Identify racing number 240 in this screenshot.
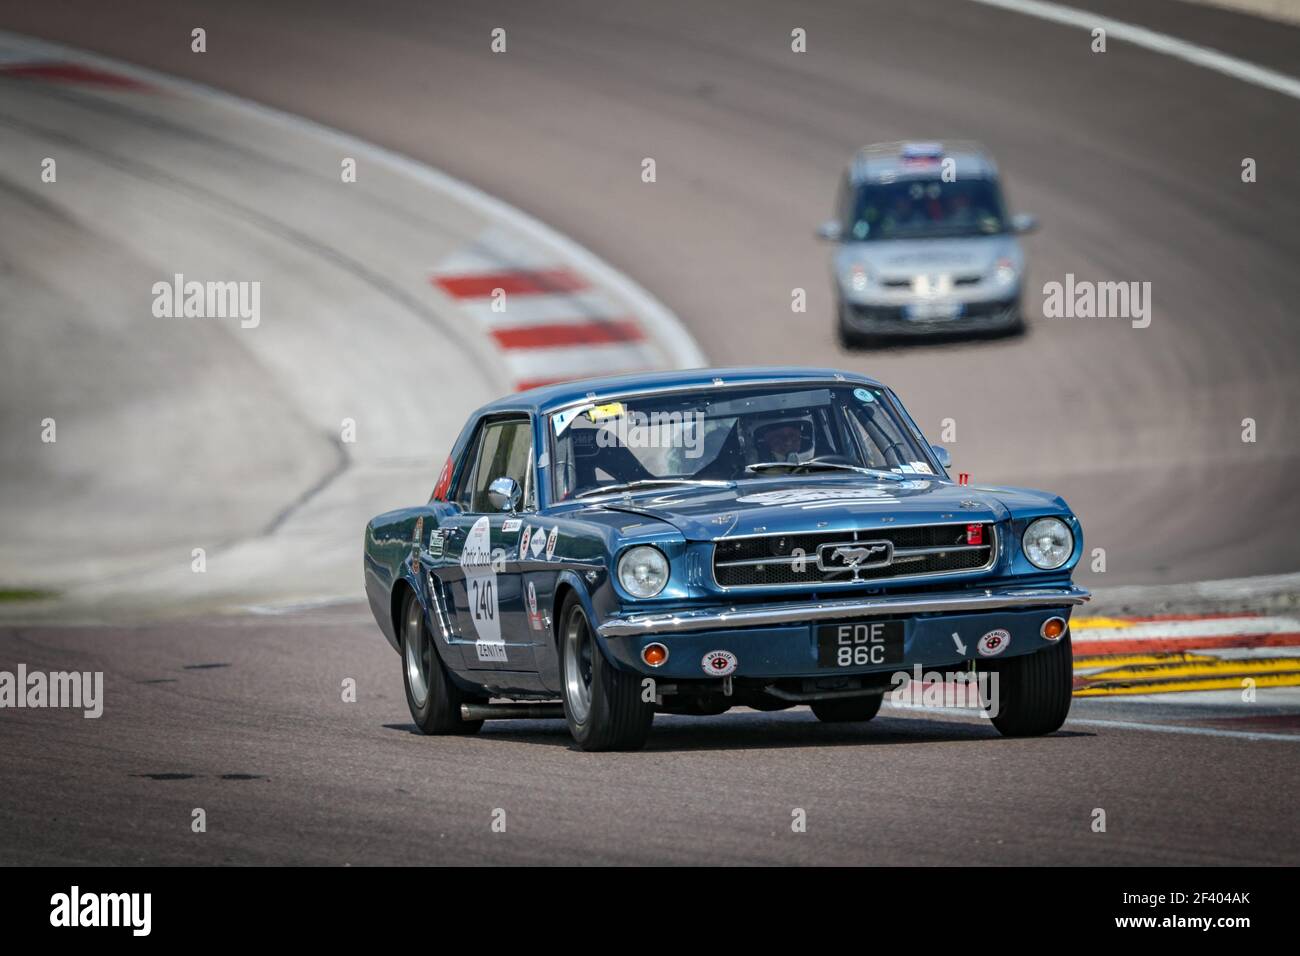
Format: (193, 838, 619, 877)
(472, 579, 495, 621)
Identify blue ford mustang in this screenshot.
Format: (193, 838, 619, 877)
(363, 367, 1089, 750)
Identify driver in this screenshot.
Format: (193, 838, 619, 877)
(752, 418, 812, 464)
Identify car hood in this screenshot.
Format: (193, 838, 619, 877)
(836, 235, 1019, 280)
(591, 476, 1066, 541)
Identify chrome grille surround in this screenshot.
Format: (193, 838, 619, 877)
(711, 521, 998, 589)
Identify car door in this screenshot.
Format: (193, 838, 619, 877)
(438, 416, 536, 673)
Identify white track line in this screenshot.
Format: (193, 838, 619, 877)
(966, 0, 1300, 101)
(502, 342, 653, 381)
(888, 705, 1300, 741)
(0, 29, 707, 372)
(1065, 716, 1300, 743)
(457, 293, 628, 328)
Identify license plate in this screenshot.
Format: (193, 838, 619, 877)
(817, 620, 905, 668)
(905, 301, 961, 321)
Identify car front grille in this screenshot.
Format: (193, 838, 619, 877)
(712, 523, 996, 589)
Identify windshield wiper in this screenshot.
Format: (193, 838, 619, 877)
(745, 460, 906, 480)
(573, 478, 731, 500)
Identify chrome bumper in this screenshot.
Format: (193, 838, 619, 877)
(597, 585, 1090, 638)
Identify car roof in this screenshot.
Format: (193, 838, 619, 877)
(475, 366, 888, 416)
(849, 140, 998, 184)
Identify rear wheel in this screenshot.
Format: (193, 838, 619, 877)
(401, 590, 482, 735)
(980, 635, 1073, 736)
(559, 593, 653, 751)
(811, 693, 883, 723)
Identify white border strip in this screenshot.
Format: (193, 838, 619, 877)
(1065, 716, 1300, 743)
(966, 0, 1300, 101)
(887, 705, 1300, 741)
(0, 29, 707, 370)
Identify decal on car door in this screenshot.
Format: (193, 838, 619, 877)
(462, 516, 505, 662)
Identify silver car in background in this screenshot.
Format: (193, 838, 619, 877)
(818, 142, 1037, 347)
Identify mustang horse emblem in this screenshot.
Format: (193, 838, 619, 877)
(819, 541, 893, 580)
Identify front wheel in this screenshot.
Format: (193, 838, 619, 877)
(811, 693, 883, 723)
(980, 635, 1073, 737)
(558, 593, 653, 751)
(401, 590, 482, 735)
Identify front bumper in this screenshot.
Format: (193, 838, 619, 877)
(596, 585, 1088, 681)
(842, 296, 1021, 334)
(597, 584, 1089, 638)
(599, 600, 1085, 681)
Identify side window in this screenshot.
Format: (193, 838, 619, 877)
(458, 418, 533, 513)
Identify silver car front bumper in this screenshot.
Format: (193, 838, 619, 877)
(597, 585, 1091, 638)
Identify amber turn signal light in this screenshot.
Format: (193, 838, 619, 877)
(1041, 617, 1067, 641)
(642, 643, 669, 667)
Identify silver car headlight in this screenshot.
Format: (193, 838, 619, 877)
(618, 546, 669, 598)
(1022, 517, 1073, 570)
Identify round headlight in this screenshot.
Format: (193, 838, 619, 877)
(1022, 517, 1074, 570)
(618, 546, 669, 598)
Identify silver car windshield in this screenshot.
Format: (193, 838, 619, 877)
(847, 177, 1007, 241)
(549, 384, 936, 501)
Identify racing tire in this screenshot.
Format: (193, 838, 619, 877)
(980, 634, 1073, 737)
(401, 589, 483, 735)
(810, 693, 883, 723)
(558, 592, 653, 751)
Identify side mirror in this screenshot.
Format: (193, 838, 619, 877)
(487, 476, 521, 513)
(1011, 213, 1038, 235)
(816, 220, 842, 241)
(930, 444, 952, 469)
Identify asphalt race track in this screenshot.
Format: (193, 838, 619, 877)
(3, 603, 1297, 866)
(1, 0, 1298, 865)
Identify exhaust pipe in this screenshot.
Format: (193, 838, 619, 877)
(461, 702, 565, 721)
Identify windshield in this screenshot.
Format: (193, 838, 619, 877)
(846, 177, 1007, 241)
(549, 384, 938, 500)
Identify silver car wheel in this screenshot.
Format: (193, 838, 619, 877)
(403, 598, 431, 710)
(563, 608, 594, 724)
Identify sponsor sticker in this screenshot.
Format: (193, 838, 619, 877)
(977, 628, 1011, 657)
(545, 526, 559, 560)
(413, 516, 424, 544)
(530, 527, 545, 558)
(502, 518, 521, 533)
(519, 525, 532, 559)
(701, 649, 738, 677)
(427, 528, 445, 558)
(552, 407, 586, 435)
(853, 387, 874, 403)
(526, 581, 542, 631)
(462, 516, 505, 662)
